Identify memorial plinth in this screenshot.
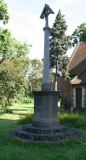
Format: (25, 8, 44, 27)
(32, 91, 59, 128)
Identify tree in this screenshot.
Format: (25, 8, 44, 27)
(49, 10, 72, 90)
(0, 59, 27, 111)
(28, 59, 43, 91)
(72, 23, 86, 44)
(0, 28, 13, 60)
(0, 1, 32, 110)
(11, 38, 31, 59)
(27, 59, 54, 91)
(0, 56, 31, 112)
(0, 31, 31, 110)
(0, 28, 31, 111)
(0, 28, 31, 61)
(60, 55, 70, 80)
(0, 0, 9, 24)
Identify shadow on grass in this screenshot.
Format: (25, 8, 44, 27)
(19, 106, 34, 108)
(0, 118, 19, 122)
(0, 110, 26, 116)
(0, 106, 34, 116)
(12, 107, 33, 111)
(14, 112, 27, 115)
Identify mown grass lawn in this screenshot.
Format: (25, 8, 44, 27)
(0, 103, 86, 160)
(0, 103, 34, 120)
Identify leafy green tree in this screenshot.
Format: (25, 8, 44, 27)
(27, 59, 54, 91)
(0, 28, 13, 60)
(11, 38, 31, 59)
(0, 28, 31, 61)
(0, 0, 9, 24)
(28, 59, 43, 91)
(0, 56, 31, 111)
(49, 10, 72, 90)
(0, 0, 32, 110)
(0, 59, 26, 111)
(60, 55, 70, 80)
(72, 23, 86, 44)
(0, 29, 31, 110)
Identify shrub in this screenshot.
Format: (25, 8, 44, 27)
(25, 113, 34, 119)
(58, 113, 86, 129)
(21, 97, 33, 104)
(58, 114, 81, 122)
(18, 113, 34, 125)
(12, 94, 34, 104)
(18, 112, 86, 130)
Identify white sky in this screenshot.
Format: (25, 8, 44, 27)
(2, 0, 86, 59)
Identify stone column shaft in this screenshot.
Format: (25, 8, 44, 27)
(43, 27, 50, 84)
(41, 15, 51, 91)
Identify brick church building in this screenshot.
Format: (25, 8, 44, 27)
(61, 42, 86, 110)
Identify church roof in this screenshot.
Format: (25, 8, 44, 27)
(70, 69, 86, 84)
(68, 42, 86, 76)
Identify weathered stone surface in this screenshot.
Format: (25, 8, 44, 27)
(40, 4, 54, 19)
(32, 91, 59, 128)
(42, 26, 50, 90)
(40, 5, 54, 91)
(41, 83, 51, 91)
(9, 124, 84, 143)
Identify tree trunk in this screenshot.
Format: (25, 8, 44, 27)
(4, 96, 10, 113)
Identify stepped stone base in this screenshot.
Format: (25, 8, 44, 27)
(9, 124, 84, 143)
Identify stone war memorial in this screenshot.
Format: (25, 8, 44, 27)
(9, 4, 84, 142)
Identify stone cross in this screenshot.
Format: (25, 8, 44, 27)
(40, 4, 54, 91)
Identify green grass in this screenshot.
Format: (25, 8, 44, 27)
(0, 103, 34, 120)
(0, 103, 86, 160)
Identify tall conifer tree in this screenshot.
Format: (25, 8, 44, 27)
(49, 10, 72, 90)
